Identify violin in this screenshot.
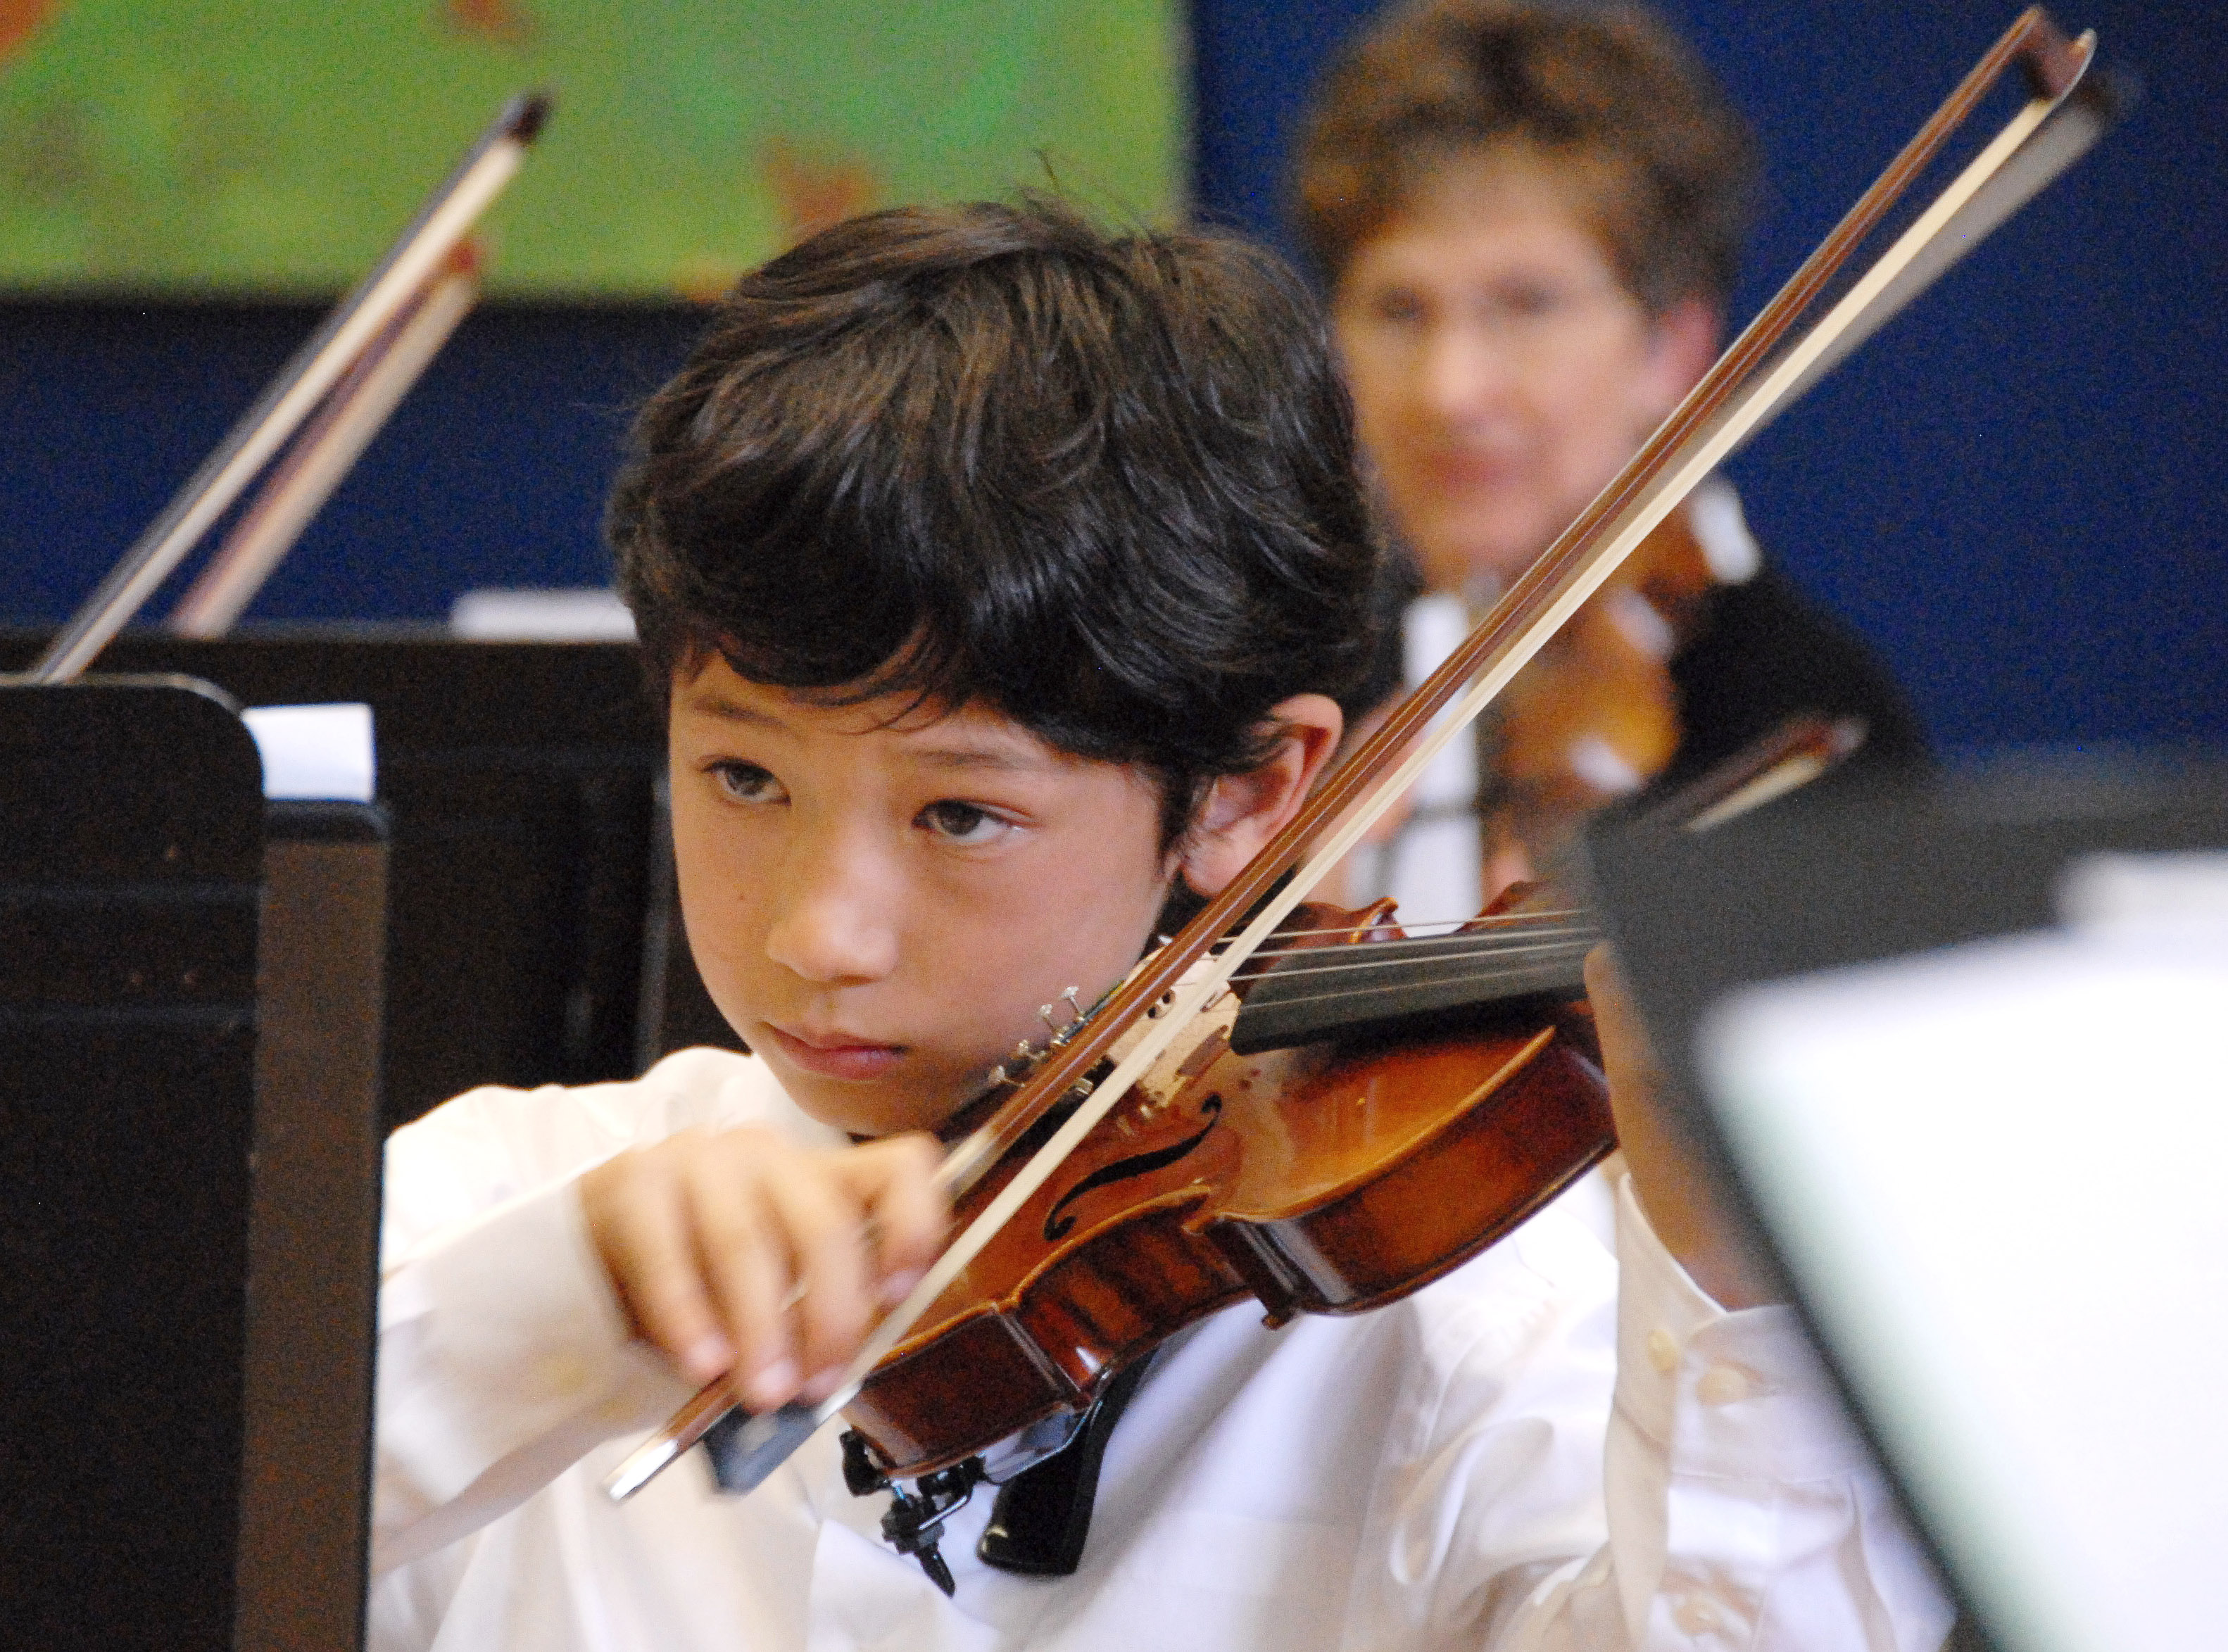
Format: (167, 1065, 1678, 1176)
(841, 899, 1613, 1482)
(1361, 480, 1739, 913)
(1486, 496, 1719, 861)
(607, 6, 2110, 1507)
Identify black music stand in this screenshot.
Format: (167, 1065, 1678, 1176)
(1, 679, 264, 1651)
(1585, 758, 2228, 1103)
(241, 796, 389, 1652)
(0, 630, 744, 1130)
(1, 676, 390, 1652)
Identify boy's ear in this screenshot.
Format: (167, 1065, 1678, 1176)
(1173, 694, 1346, 898)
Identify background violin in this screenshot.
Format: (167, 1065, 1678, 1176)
(1347, 484, 1742, 919)
(1477, 488, 1724, 895)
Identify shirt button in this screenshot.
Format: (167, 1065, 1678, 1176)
(1696, 1363, 1751, 1406)
(1646, 1328, 1680, 1373)
(1673, 1592, 1724, 1634)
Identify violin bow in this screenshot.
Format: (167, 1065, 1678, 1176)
(164, 241, 486, 637)
(608, 6, 2115, 1502)
(22, 94, 550, 684)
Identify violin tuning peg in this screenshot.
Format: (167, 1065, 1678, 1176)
(988, 1064, 1009, 1087)
(1040, 985, 1087, 1038)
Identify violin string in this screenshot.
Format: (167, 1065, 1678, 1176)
(1225, 947, 1598, 1016)
(1242, 932, 1596, 975)
(1209, 910, 1594, 971)
(1220, 938, 1599, 992)
(1228, 907, 1591, 950)
(1218, 926, 1602, 985)
(1222, 918, 1597, 962)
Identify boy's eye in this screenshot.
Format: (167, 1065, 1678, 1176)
(918, 800, 1012, 847)
(710, 761, 784, 805)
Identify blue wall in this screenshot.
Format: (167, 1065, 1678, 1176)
(4, 1, 2222, 755)
(0, 303, 699, 626)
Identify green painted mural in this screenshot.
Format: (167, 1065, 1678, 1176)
(0, 1, 1181, 297)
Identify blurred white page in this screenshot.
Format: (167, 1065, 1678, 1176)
(241, 702, 375, 802)
(449, 587, 636, 641)
(1701, 862, 2228, 1652)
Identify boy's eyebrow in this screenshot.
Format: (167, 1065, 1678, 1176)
(909, 743, 1056, 774)
(684, 688, 1058, 774)
(684, 690, 782, 727)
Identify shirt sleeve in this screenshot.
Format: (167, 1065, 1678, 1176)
(370, 1171, 693, 1576)
(367, 1051, 810, 1577)
(1492, 1173, 1953, 1651)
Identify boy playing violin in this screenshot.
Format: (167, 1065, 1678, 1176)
(370, 198, 1945, 1651)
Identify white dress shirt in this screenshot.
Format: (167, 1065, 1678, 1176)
(370, 1046, 1949, 1652)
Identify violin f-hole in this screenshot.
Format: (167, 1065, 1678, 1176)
(1042, 1095, 1224, 1242)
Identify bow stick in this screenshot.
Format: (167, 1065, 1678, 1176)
(608, 7, 2115, 1502)
(165, 241, 486, 637)
(23, 94, 549, 683)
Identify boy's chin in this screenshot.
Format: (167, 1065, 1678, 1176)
(772, 1058, 976, 1142)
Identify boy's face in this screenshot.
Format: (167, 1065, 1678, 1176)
(1333, 152, 1715, 594)
(667, 656, 1181, 1139)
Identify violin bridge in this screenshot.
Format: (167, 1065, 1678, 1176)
(1106, 988, 1240, 1126)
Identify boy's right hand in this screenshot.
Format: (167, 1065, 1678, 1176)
(579, 1128, 948, 1412)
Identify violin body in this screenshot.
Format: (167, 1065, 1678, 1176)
(844, 923, 1614, 1480)
(1482, 498, 1719, 883)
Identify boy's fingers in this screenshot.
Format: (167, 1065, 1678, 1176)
(686, 1159, 798, 1411)
(584, 1152, 734, 1385)
(1583, 943, 1661, 1090)
(757, 1165, 874, 1396)
(847, 1133, 949, 1288)
(581, 1128, 950, 1411)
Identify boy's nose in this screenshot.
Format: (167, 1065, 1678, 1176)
(763, 831, 901, 985)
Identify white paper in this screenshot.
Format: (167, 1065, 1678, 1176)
(242, 702, 376, 802)
(449, 586, 636, 641)
(1701, 910, 2228, 1652)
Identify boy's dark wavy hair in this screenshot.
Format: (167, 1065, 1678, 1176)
(609, 197, 1390, 847)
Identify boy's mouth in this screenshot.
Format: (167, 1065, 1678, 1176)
(763, 1023, 905, 1082)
